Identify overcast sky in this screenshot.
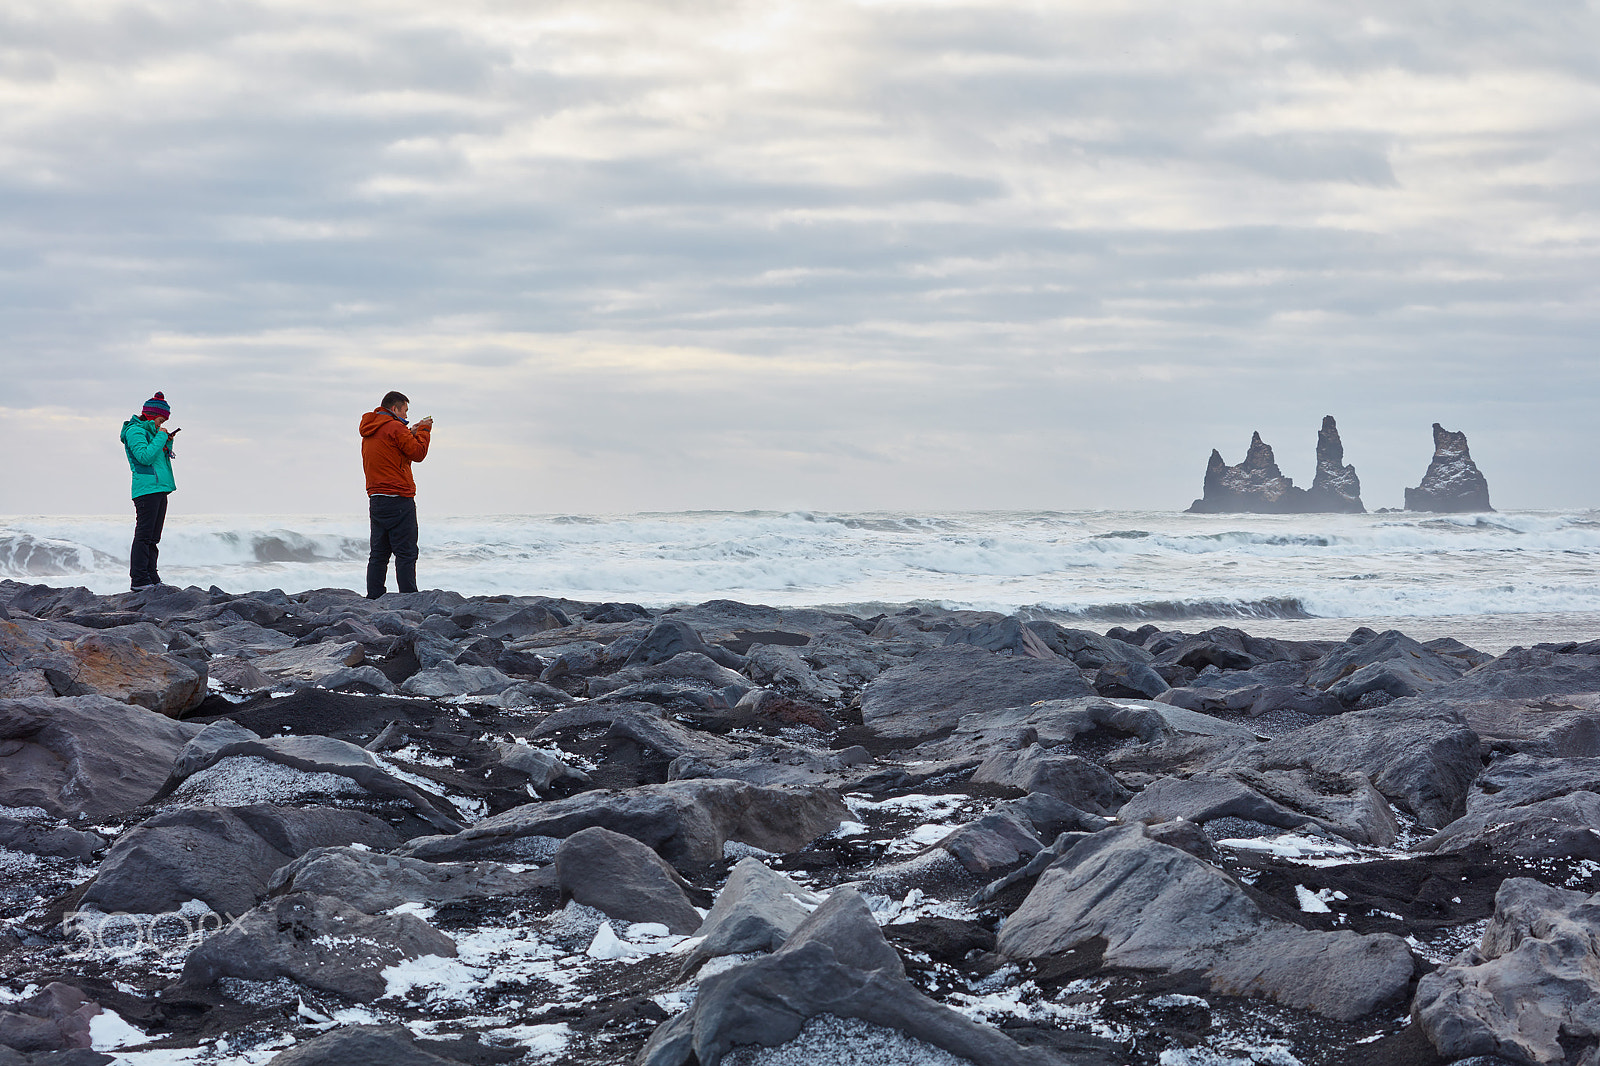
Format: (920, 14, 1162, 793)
(3, 0, 1597, 515)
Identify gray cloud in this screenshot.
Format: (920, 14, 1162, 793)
(1, 0, 1596, 513)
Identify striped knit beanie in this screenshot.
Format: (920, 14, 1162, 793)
(141, 392, 171, 420)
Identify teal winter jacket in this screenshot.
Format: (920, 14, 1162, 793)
(121, 417, 176, 499)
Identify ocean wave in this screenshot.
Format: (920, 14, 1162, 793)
(2, 510, 1598, 619)
(1026, 597, 1313, 622)
(0, 533, 118, 578)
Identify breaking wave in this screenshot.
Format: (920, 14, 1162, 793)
(1, 509, 1597, 624)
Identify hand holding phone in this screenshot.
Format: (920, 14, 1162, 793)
(416, 416, 434, 428)
(166, 427, 182, 437)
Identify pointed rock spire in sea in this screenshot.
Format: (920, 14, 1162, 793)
(1405, 423, 1493, 513)
(1187, 416, 1363, 514)
(1186, 417, 1495, 513)
(1306, 415, 1364, 513)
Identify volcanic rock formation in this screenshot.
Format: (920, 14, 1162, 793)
(1189, 417, 1365, 513)
(1405, 422, 1493, 513)
(1187, 432, 1308, 513)
(1304, 415, 1364, 513)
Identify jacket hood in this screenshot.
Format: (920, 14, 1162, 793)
(360, 409, 400, 438)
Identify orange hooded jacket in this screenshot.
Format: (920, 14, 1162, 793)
(359, 408, 431, 497)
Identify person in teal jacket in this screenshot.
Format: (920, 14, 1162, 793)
(121, 391, 180, 590)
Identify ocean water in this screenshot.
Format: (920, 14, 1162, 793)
(3, 509, 1599, 653)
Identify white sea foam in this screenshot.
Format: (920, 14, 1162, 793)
(3, 510, 1599, 649)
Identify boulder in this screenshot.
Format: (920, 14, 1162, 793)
(0, 983, 101, 1054)
(934, 810, 1044, 874)
(1153, 637, 1256, 672)
(180, 892, 457, 1000)
(1026, 624, 1154, 669)
(0, 695, 201, 818)
(1304, 415, 1365, 512)
(860, 644, 1092, 739)
(1305, 630, 1467, 704)
(589, 652, 754, 704)
(1455, 752, 1600, 813)
(992, 792, 1111, 838)
(742, 644, 841, 703)
(925, 697, 1256, 764)
(205, 656, 273, 692)
(995, 825, 1414, 1021)
(148, 731, 467, 833)
(1162, 682, 1341, 718)
(942, 617, 1059, 660)
(677, 858, 820, 976)
(79, 805, 403, 917)
(1091, 660, 1169, 699)
(197, 622, 295, 658)
(968, 745, 1129, 814)
(0, 814, 105, 861)
(1187, 432, 1309, 514)
(269, 846, 554, 914)
(490, 680, 577, 708)
(625, 619, 744, 671)
(599, 705, 749, 767)
(1405, 422, 1493, 512)
(399, 661, 514, 698)
(1420, 791, 1600, 860)
(1426, 647, 1600, 702)
(1418, 754, 1600, 859)
(250, 642, 365, 684)
(1118, 769, 1399, 846)
(317, 665, 398, 695)
(492, 742, 592, 795)
(262, 1025, 465, 1066)
(1453, 693, 1600, 757)
(398, 780, 850, 867)
(1413, 878, 1599, 1063)
(640, 889, 1059, 1066)
(478, 605, 569, 641)
(1221, 703, 1481, 828)
(554, 827, 703, 935)
(43, 630, 206, 717)
(676, 737, 870, 790)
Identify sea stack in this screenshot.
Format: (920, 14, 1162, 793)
(1304, 415, 1365, 513)
(1405, 423, 1493, 513)
(1187, 432, 1309, 513)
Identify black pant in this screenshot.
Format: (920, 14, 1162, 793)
(130, 492, 170, 589)
(367, 495, 419, 599)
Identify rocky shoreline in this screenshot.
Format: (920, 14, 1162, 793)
(2, 580, 1599, 1065)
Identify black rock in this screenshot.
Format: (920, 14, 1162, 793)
(1414, 878, 1600, 1064)
(397, 779, 850, 867)
(860, 644, 1093, 739)
(624, 619, 744, 671)
(1304, 415, 1365, 513)
(995, 825, 1414, 1021)
(181, 892, 458, 1000)
(269, 845, 554, 913)
(1305, 629, 1468, 704)
(677, 857, 819, 976)
(262, 1025, 466, 1066)
(553, 826, 704, 935)
(79, 804, 402, 917)
(639, 889, 1060, 1066)
(1405, 422, 1493, 512)
(1187, 432, 1309, 514)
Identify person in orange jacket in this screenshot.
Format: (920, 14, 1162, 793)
(358, 391, 432, 599)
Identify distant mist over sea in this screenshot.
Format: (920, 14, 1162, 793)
(3, 509, 1598, 653)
